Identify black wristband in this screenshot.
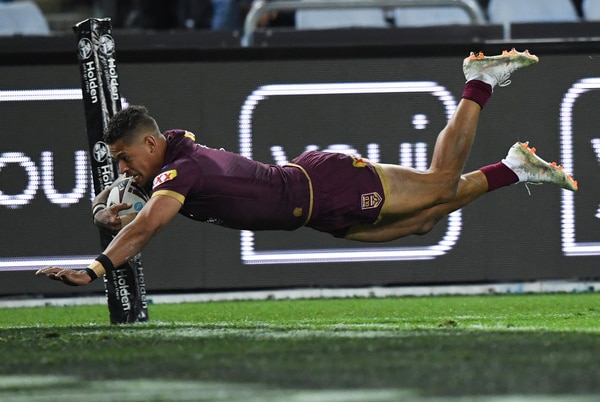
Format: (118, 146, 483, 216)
(92, 203, 106, 218)
(95, 253, 115, 273)
(84, 268, 98, 281)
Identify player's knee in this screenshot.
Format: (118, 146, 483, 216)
(414, 220, 435, 235)
(414, 212, 443, 235)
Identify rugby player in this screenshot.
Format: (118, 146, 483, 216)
(37, 49, 577, 286)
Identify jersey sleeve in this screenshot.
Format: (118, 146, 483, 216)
(151, 160, 197, 205)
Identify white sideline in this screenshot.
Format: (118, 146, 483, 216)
(0, 280, 598, 308)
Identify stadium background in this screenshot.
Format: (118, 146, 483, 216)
(0, 29, 599, 297)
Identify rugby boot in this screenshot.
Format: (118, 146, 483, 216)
(502, 141, 578, 191)
(463, 49, 539, 88)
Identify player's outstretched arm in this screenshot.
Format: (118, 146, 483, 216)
(36, 195, 182, 286)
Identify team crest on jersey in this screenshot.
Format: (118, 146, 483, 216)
(351, 156, 367, 168)
(153, 169, 178, 189)
(361, 192, 382, 210)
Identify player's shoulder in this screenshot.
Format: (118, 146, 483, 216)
(164, 129, 196, 142)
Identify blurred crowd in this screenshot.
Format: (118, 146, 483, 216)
(83, 0, 292, 31)
(0, 0, 595, 34)
(85, 0, 592, 31)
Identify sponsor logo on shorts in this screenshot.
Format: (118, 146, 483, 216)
(204, 217, 225, 226)
(352, 156, 367, 168)
(361, 192, 382, 210)
(153, 169, 178, 189)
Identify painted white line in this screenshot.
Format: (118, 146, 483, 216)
(1, 280, 598, 309)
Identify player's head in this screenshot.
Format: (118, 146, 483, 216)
(104, 105, 160, 145)
(105, 105, 165, 187)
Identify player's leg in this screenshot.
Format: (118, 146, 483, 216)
(376, 98, 482, 217)
(378, 49, 540, 218)
(345, 170, 487, 242)
(346, 141, 578, 242)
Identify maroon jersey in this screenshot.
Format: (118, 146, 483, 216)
(151, 130, 386, 237)
(151, 130, 310, 231)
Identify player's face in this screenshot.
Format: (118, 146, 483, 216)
(109, 135, 161, 187)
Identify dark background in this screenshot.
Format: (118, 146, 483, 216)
(1, 35, 599, 297)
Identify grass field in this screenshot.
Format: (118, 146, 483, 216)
(1, 292, 600, 401)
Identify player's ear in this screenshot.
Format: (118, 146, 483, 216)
(144, 135, 157, 152)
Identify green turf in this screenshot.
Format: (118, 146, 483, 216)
(1, 293, 600, 401)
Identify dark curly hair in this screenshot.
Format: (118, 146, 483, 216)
(104, 105, 159, 145)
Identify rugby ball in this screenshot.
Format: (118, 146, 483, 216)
(107, 178, 150, 224)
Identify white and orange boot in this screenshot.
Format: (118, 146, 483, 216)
(502, 142, 578, 191)
(463, 49, 539, 88)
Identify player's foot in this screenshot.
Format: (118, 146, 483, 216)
(502, 142, 578, 191)
(463, 49, 539, 88)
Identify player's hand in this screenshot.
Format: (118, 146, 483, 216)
(35, 266, 93, 286)
(93, 203, 133, 233)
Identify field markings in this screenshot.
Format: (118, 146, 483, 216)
(64, 318, 600, 341)
(2, 280, 599, 309)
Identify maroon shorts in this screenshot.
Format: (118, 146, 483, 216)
(290, 151, 386, 238)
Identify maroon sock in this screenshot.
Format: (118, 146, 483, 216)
(480, 162, 519, 192)
(462, 80, 493, 109)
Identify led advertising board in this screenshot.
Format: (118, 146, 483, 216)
(1, 50, 599, 296)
